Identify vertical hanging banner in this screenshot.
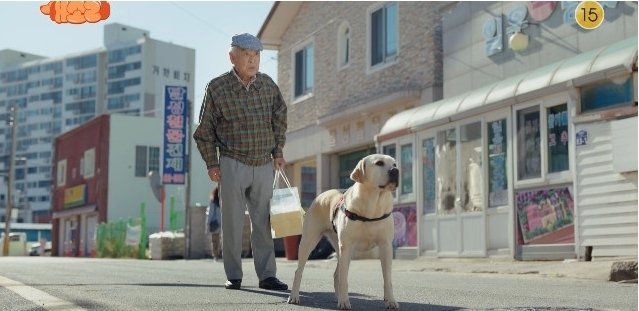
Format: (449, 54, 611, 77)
(163, 86, 188, 184)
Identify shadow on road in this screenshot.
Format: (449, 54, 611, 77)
(238, 289, 456, 310)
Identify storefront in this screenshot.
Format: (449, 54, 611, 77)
(52, 183, 99, 257)
(377, 37, 637, 259)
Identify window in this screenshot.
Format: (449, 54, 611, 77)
(300, 166, 317, 209)
(338, 23, 351, 68)
(460, 122, 482, 212)
(294, 44, 314, 98)
(107, 62, 141, 79)
(547, 104, 569, 173)
(83, 148, 95, 178)
(421, 137, 436, 214)
(382, 144, 396, 159)
(338, 147, 376, 189)
(370, 2, 398, 67)
(107, 45, 141, 63)
(66, 54, 97, 70)
(516, 106, 541, 180)
(135, 146, 160, 177)
(56, 159, 66, 187)
(107, 77, 141, 94)
(487, 119, 508, 207)
(400, 143, 413, 195)
(437, 128, 457, 215)
(516, 102, 570, 182)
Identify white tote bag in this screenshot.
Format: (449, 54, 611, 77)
(270, 169, 304, 238)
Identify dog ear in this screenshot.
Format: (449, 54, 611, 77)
(350, 159, 366, 183)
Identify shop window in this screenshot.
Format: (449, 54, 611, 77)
(487, 119, 508, 207)
(436, 128, 457, 215)
(421, 137, 436, 214)
(547, 104, 569, 173)
(338, 147, 376, 189)
(516, 106, 541, 180)
(400, 143, 413, 195)
(580, 75, 634, 113)
(460, 122, 482, 212)
(382, 144, 396, 159)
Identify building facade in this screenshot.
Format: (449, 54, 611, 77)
(378, 2, 637, 260)
(51, 114, 210, 257)
(258, 3, 443, 258)
(0, 23, 195, 223)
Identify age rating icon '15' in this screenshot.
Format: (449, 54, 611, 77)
(575, 1, 605, 30)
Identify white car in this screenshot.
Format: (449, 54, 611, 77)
(28, 241, 52, 256)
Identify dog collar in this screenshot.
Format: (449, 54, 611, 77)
(332, 196, 392, 233)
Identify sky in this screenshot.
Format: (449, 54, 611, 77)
(0, 1, 278, 120)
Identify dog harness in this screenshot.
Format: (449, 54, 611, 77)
(331, 195, 393, 233)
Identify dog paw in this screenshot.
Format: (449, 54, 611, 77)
(287, 295, 300, 304)
(384, 299, 400, 309)
(337, 300, 351, 310)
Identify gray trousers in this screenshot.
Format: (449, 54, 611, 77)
(219, 156, 276, 281)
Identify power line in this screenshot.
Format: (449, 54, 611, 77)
(169, 2, 229, 38)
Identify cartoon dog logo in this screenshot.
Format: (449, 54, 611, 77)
(40, 1, 110, 24)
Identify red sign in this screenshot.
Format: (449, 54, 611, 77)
(527, 1, 557, 22)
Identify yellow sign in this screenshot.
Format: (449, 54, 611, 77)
(575, 1, 605, 30)
(64, 184, 87, 209)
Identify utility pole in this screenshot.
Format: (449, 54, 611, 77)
(184, 98, 192, 258)
(2, 106, 17, 256)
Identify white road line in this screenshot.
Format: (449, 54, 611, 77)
(0, 275, 85, 311)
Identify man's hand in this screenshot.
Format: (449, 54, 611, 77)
(274, 158, 286, 170)
(208, 167, 221, 182)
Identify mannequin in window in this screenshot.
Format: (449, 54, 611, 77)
(466, 156, 482, 211)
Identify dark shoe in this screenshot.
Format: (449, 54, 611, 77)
(258, 277, 288, 291)
(225, 279, 241, 290)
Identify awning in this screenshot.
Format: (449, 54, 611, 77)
(378, 36, 638, 141)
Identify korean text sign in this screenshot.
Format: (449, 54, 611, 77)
(163, 86, 188, 184)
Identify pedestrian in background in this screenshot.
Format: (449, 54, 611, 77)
(207, 186, 222, 260)
(193, 33, 288, 291)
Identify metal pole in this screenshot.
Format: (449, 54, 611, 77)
(185, 98, 192, 258)
(2, 106, 17, 256)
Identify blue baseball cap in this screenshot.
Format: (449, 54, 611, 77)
(231, 33, 263, 51)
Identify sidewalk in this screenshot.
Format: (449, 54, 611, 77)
(288, 256, 638, 283)
(394, 257, 634, 282)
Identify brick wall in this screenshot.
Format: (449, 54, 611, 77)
(276, 2, 443, 132)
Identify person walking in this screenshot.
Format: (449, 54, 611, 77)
(193, 33, 288, 291)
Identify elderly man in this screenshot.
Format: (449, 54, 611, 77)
(193, 33, 288, 291)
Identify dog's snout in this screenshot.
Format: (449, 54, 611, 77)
(388, 167, 399, 184)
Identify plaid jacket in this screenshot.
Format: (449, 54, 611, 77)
(193, 70, 287, 168)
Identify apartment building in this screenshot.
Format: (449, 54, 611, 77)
(0, 23, 195, 223)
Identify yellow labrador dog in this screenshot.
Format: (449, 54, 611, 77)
(287, 154, 399, 310)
